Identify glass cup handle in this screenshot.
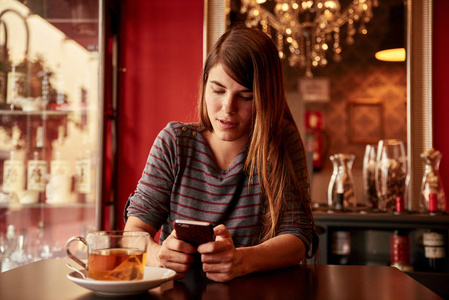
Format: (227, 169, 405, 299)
(66, 236, 88, 270)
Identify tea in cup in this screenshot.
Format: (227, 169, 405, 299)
(66, 231, 149, 281)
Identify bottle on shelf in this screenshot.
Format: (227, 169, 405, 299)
(33, 221, 53, 261)
(390, 230, 413, 272)
(2, 125, 25, 203)
(1, 225, 17, 272)
(8, 231, 32, 269)
(6, 59, 27, 109)
(335, 181, 344, 211)
(331, 231, 351, 265)
(52, 63, 68, 110)
(427, 193, 443, 216)
(75, 135, 93, 203)
(394, 196, 406, 215)
(0, 41, 8, 108)
(422, 230, 447, 273)
(46, 125, 71, 204)
(26, 126, 48, 204)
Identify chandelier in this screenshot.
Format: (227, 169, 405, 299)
(240, 0, 378, 77)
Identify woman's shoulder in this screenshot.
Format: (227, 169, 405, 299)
(159, 122, 208, 148)
(164, 121, 205, 136)
(162, 122, 211, 160)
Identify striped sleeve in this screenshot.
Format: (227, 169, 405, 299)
(126, 122, 178, 229)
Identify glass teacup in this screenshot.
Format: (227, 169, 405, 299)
(66, 231, 149, 281)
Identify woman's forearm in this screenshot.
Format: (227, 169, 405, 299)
(237, 234, 306, 276)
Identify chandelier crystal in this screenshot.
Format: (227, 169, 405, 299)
(240, 0, 378, 77)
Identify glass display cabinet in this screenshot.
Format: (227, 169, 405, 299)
(0, 0, 102, 271)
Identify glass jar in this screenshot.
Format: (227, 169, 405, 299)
(420, 148, 446, 213)
(362, 144, 377, 209)
(332, 154, 356, 210)
(327, 154, 340, 207)
(375, 139, 408, 212)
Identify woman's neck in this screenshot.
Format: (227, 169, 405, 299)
(202, 130, 248, 170)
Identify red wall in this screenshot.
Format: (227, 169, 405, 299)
(433, 0, 449, 196)
(115, 0, 204, 229)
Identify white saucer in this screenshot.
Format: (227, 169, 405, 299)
(67, 266, 176, 296)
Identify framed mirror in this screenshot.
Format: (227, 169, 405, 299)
(204, 0, 432, 211)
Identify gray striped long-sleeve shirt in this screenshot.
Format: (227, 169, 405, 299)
(126, 121, 314, 250)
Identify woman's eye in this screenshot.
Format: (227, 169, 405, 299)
(240, 94, 253, 101)
(212, 89, 225, 95)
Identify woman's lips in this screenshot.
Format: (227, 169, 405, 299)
(218, 119, 238, 129)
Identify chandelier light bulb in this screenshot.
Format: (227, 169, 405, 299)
(324, 1, 338, 10)
(300, 1, 313, 11)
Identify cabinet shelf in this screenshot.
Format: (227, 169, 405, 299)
(313, 211, 449, 271)
(0, 0, 100, 273)
(313, 211, 449, 298)
(0, 201, 95, 210)
(314, 211, 449, 229)
(0, 109, 72, 116)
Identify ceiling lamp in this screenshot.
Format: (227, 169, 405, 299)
(240, 0, 378, 77)
(375, 4, 405, 62)
(375, 48, 406, 62)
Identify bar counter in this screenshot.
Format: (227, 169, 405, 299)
(0, 259, 442, 300)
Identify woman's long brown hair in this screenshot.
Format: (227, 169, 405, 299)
(198, 26, 314, 243)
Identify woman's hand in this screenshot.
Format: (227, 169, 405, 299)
(154, 230, 197, 280)
(126, 216, 306, 282)
(197, 224, 245, 282)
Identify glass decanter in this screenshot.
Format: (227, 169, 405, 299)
(420, 148, 446, 213)
(362, 144, 377, 210)
(332, 154, 356, 210)
(375, 139, 408, 212)
(327, 154, 340, 207)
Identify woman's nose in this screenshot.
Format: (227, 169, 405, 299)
(223, 94, 237, 114)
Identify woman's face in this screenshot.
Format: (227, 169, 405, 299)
(204, 63, 254, 145)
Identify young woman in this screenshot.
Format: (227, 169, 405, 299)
(124, 25, 318, 282)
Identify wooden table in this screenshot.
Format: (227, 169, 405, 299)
(0, 259, 443, 300)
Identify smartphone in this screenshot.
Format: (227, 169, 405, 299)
(174, 220, 215, 247)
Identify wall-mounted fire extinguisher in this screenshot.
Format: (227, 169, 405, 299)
(304, 111, 329, 171)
